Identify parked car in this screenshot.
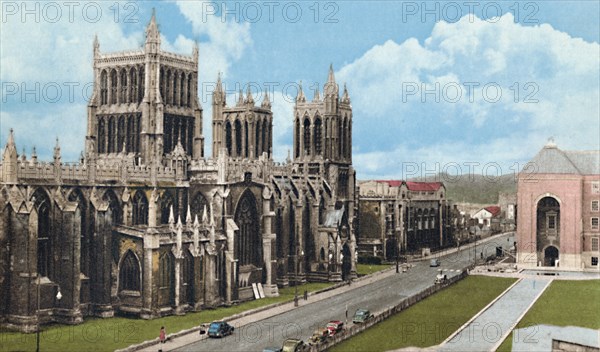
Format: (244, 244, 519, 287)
(352, 309, 374, 324)
(326, 320, 344, 336)
(282, 338, 308, 352)
(308, 329, 329, 345)
(207, 321, 234, 338)
(430, 258, 441, 267)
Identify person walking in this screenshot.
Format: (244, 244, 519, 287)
(159, 326, 166, 351)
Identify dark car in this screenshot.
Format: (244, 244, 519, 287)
(207, 321, 234, 338)
(282, 338, 308, 352)
(352, 309, 373, 324)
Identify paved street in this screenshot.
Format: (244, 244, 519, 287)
(163, 233, 514, 352)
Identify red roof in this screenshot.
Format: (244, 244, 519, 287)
(405, 182, 443, 191)
(484, 206, 501, 217)
(375, 180, 403, 187)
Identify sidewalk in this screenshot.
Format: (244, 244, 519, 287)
(126, 266, 398, 352)
(439, 277, 552, 352)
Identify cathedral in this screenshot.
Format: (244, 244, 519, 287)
(0, 13, 356, 332)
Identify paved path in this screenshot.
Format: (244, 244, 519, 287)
(440, 277, 552, 352)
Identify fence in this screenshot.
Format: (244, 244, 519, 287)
(313, 270, 469, 351)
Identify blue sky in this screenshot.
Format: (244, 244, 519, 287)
(1, 1, 599, 179)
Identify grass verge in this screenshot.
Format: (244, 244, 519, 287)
(331, 276, 516, 352)
(356, 264, 392, 276)
(496, 279, 600, 352)
(0, 282, 333, 352)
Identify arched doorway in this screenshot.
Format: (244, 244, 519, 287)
(544, 246, 559, 267)
(536, 196, 560, 265)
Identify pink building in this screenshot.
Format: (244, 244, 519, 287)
(517, 140, 600, 270)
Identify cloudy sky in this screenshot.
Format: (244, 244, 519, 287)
(1, 1, 598, 179)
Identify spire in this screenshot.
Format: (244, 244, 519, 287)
(186, 204, 192, 225)
(246, 85, 254, 105)
(341, 83, 351, 104)
(93, 34, 100, 56)
(261, 90, 271, 109)
(145, 8, 160, 47)
(31, 146, 37, 163)
(168, 205, 175, 225)
(313, 86, 321, 102)
(192, 41, 199, 62)
(213, 72, 226, 106)
(202, 204, 209, 224)
(328, 63, 336, 84)
(237, 88, 244, 106)
(296, 81, 306, 103)
(21, 148, 26, 162)
(53, 137, 61, 161)
(5, 129, 16, 152)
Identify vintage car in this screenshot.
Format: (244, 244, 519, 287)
(326, 320, 345, 336)
(207, 321, 234, 338)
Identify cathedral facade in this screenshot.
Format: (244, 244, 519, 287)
(0, 14, 356, 332)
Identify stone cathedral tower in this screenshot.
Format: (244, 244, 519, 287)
(86, 11, 205, 165)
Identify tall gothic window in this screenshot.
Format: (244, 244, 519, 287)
(120, 69, 127, 103)
(235, 120, 242, 157)
(98, 118, 106, 153)
(226, 121, 233, 157)
(103, 189, 122, 225)
(110, 69, 117, 104)
(161, 191, 175, 225)
(191, 192, 210, 220)
(33, 189, 51, 277)
(166, 70, 172, 105)
(159, 252, 174, 292)
(295, 119, 300, 158)
(187, 76, 192, 107)
(303, 118, 311, 156)
(100, 70, 108, 105)
(108, 116, 116, 153)
(235, 191, 261, 266)
(117, 116, 125, 152)
(130, 68, 137, 104)
(138, 66, 145, 103)
(173, 71, 179, 106)
(262, 119, 268, 156)
(314, 117, 322, 155)
(119, 250, 140, 291)
(183, 250, 194, 304)
(132, 191, 148, 225)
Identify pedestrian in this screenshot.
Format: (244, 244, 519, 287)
(304, 289, 308, 301)
(159, 326, 166, 346)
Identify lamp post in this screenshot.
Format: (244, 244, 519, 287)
(36, 276, 61, 352)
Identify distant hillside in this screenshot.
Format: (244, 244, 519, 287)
(411, 173, 517, 204)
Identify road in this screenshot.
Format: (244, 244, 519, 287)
(176, 233, 514, 352)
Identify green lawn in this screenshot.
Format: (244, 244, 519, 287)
(356, 263, 392, 276)
(0, 282, 333, 352)
(331, 276, 516, 352)
(496, 279, 600, 352)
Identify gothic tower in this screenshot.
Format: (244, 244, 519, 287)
(211, 79, 273, 159)
(86, 11, 204, 165)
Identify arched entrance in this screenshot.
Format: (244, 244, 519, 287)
(544, 246, 559, 267)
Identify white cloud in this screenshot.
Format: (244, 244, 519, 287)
(338, 13, 599, 179)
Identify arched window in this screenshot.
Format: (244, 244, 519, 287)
(191, 192, 210, 220)
(234, 120, 242, 157)
(183, 250, 194, 304)
(314, 117, 322, 155)
(100, 70, 108, 105)
(166, 70, 172, 105)
(173, 71, 179, 106)
(295, 118, 300, 158)
(161, 191, 175, 225)
(187, 76, 192, 107)
(225, 121, 232, 157)
(127, 115, 134, 152)
(129, 68, 137, 104)
(103, 189, 122, 225)
(138, 66, 145, 103)
(117, 116, 125, 152)
(108, 116, 116, 153)
(98, 118, 106, 153)
(244, 121, 249, 158)
(119, 250, 140, 291)
(303, 118, 311, 156)
(33, 188, 51, 277)
(159, 252, 173, 289)
(159, 67, 165, 102)
(132, 191, 148, 225)
(262, 119, 268, 157)
(110, 69, 117, 104)
(120, 69, 128, 103)
(235, 190, 261, 266)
